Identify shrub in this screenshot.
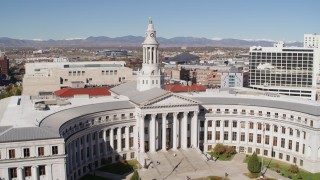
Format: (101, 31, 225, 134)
(225, 146, 236, 157)
(213, 143, 226, 155)
(289, 164, 299, 174)
(248, 152, 261, 173)
(130, 170, 139, 180)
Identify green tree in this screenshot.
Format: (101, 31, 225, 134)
(130, 170, 139, 180)
(248, 152, 261, 173)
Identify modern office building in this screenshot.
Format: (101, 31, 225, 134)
(249, 41, 320, 100)
(220, 71, 244, 88)
(1, 19, 320, 180)
(304, 33, 320, 48)
(22, 61, 135, 96)
(0, 51, 9, 77)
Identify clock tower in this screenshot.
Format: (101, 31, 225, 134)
(137, 17, 163, 91)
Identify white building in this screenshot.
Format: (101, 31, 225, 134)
(220, 71, 243, 88)
(23, 61, 134, 96)
(1, 19, 320, 180)
(304, 33, 320, 48)
(249, 41, 320, 100)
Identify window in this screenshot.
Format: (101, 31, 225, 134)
(39, 165, 46, 175)
(286, 155, 290, 162)
(207, 131, 212, 140)
(232, 132, 237, 141)
(9, 168, 17, 178)
(208, 145, 212, 151)
(9, 149, 15, 158)
(303, 144, 305, 154)
(52, 146, 58, 155)
(283, 114, 286, 119)
(232, 121, 237, 128)
(241, 109, 246, 114)
(215, 131, 220, 140)
(256, 148, 260, 154)
(279, 153, 283, 159)
(281, 138, 285, 148)
(265, 135, 269, 145)
(282, 127, 286, 134)
(38, 147, 44, 156)
(267, 112, 270, 117)
(130, 137, 134, 147)
(297, 130, 300, 138)
(99, 131, 103, 138)
(216, 120, 220, 127)
(25, 166, 32, 177)
(248, 147, 252, 153)
(240, 132, 245, 141)
(224, 120, 229, 127)
(249, 133, 253, 142)
(224, 131, 228, 140)
(250, 110, 254, 115)
(249, 122, 254, 129)
(258, 111, 262, 116)
(264, 150, 268, 156)
(274, 125, 278, 132)
(272, 151, 275, 157)
(233, 109, 237, 114)
(266, 124, 270, 131)
(303, 131, 306, 139)
(131, 152, 135, 159)
(310, 120, 314, 127)
(289, 128, 293, 136)
(208, 120, 212, 127)
(258, 123, 262, 130)
(241, 121, 245, 128)
(224, 109, 229, 114)
(257, 134, 261, 143)
(296, 142, 299, 152)
(275, 113, 278, 118)
(289, 140, 292, 150)
(23, 148, 30, 157)
(273, 137, 277, 146)
(129, 126, 133, 133)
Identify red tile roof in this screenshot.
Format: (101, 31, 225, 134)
(54, 87, 111, 97)
(164, 84, 206, 93)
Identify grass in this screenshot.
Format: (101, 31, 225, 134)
(79, 175, 112, 180)
(244, 155, 320, 180)
(207, 151, 236, 161)
(98, 160, 138, 175)
(193, 176, 227, 180)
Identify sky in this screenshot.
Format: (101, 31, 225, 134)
(0, 0, 319, 41)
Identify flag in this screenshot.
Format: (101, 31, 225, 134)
(138, 131, 140, 152)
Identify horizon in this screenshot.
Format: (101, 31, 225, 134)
(1, 0, 319, 41)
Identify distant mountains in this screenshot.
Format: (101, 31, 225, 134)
(0, 36, 303, 48)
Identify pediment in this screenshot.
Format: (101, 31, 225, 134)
(141, 93, 199, 107)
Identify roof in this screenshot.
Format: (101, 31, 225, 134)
(55, 87, 111, 97)
(111, 81, 170, 105)
(193, 97, 320, 116)
(167, 52, 200, 63)
(39, 101, 134, 136)
(0, 127, 60, 143)
(165, 84, 206, 93)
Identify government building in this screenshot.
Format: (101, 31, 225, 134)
(1, 19, 320, 180)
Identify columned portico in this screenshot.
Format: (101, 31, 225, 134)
(162, 113, 167, 151)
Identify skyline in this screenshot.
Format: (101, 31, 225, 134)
(1, 0, 319, 42)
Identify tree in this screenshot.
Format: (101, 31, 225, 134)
(213, 143, 226, 155)
(130, 170, 139, 180)
(289, 164, 299, 174)
(248, 152, 261, 173)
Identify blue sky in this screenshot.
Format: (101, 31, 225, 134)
(1, 0, 319, 41)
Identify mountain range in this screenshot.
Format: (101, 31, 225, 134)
(0, 36, 303, 48)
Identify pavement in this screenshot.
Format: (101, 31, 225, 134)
(94, 149, 289, 180)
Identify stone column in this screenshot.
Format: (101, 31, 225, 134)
(32, 166, 39, 180)
(162, 113, 167, 151)
(150, 114, 156, 152)
(46, 164, 52, 180)
(173, 112, 178, 151)
(110, 128, 114, 151)
(117, 127, 122, 152)
(17, 167, 24, 180)
(182, 112, 188, 149)
(125, 126, 130, 151)
(103, 130, 107, 155)
(192, 111, 199, 148)
(140, 114, 145, 153)
(212, 119, 216, 143)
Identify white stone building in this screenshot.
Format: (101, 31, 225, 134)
(1, 19, 320, 180)
(304, 33, 320, 48)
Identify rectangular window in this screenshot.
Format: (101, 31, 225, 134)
(249, 133, 253, 142)
(208, 120, 212, 127)
(289, 128, 293, 136)
(207, 131, 212, 140)
(264, 150, 268, 156)
(224, 131, 228, 140)
(23, 148, 30, 157)
(266, 124, 270, 131)
(131, 152, 135, 159)
(249, 122, 254, 129)
(258, 123, 262, 130)
(216, 120, 220, 127)
(130, 137, 134, 147)
(281, 138, 285, 148)
(274, 125, 278, 132)
(303, 144, 305, 154)
(232, 121, 237, 128)
(39, 165, 46, 175)
(10, 168, 17, 178)
(241, 121, 245, 128)
(52, 146, 58, 155)
(25, 166, 32, 177)
(286, 155, 290, 162)
(208, 145, 212, 151)
(9, 149, 15, 159)
(232, 132, 237, 141)
(215, 131, 220, 140)
(257, 134, 261, 143)
(282, 127, 286, 134)
(279, 153, 283, 159)
(273, 137, 277, 146)
(289, 140, 292, 150)
(256, 148, 260, 155)
(224, 120, 229, 127)
(296, 142, 299, 152)
(265, 135, 269, 145)
(38, 147, 44, 156)
(240, 132, 245, 141)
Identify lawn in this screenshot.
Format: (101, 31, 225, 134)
(207, 151, 236, 161)
(79, 175, 112, 180)
(98, 160, 138, 175)
(244, 155, 320, 180)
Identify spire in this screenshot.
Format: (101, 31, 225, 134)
(149, 17, 152, 24)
